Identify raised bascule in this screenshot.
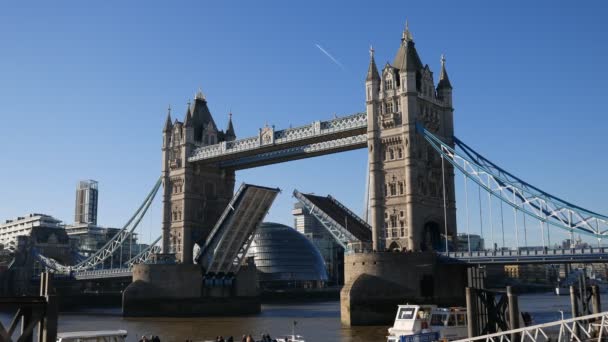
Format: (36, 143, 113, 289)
(22, 23, 608, 325)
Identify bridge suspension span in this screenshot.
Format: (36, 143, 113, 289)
(32, 178, 163, 275)
(417, 123, 608, 251)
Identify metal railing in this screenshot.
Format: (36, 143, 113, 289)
(442, 248, 608, 264)
(189, 112, 367, 162)
(454, 311, 608, 342)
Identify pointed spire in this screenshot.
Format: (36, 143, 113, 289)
(184, 102, 193, 127)
(393, 21, 422, 72)
(163, 106, 173, 132)
(401, 19, 413, 43)
(437, 54, 452, 89)
(195, 88, 206, 101)
(225, 111, 236, 139)
(366, 45, 380, 82)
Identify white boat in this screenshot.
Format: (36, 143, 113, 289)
(56, 330, 127, 342)
(275, 334, 306, 342)
(387, 304, 468, 342)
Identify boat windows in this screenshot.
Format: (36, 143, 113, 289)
(430, 313, 447, 326)
(397, 307, 416, 320)
(447, 314, 456, 326)
(457, 313, 466, 326)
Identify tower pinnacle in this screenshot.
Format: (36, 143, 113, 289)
(195, 88, 205, 101)
(163, 106, 173, 132)
(366, 44, 380, 82)
(438, 54, 452, 89)
(402, 19, 413, 42)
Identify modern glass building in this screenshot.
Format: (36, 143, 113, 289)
(247, 222, 328, 289)
(75, 180, 98, 225)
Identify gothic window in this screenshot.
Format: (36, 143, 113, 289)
(389, 149, 394, 160)
(385, 78, 393, 90)
(396, 101, 400, 112)
(383, 147, 387, 161)
(390, 216, 397, 228)
(399, 182, 404, 195)
(398, 148, 403, 159)
(386, 102, 394, 113)
(400, 210, 404, 217)
(384, 212, 388, 219)
(390, 183, 397, 196)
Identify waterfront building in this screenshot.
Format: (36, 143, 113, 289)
(247, 222, 328, 290)
(456, 233, 484, 251)
(292, 202, 344, 285)
(504, 264, 556, 285)
(75, 180, 99, 225)
(0, 214, 63, 252)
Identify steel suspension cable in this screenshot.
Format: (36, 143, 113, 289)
(523, 211, 528, 247)
(442, 156, 449, 252)
(513, 191, 519, 251)
(500, 200, 505, 249)
(487, 185, 494, 251)
(478, 184, 484, 247)
(464, 175, 471, 253)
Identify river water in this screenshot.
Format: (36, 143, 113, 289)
(1, 293, 573, 342)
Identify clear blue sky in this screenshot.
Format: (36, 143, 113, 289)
(1, 1, 607, 247)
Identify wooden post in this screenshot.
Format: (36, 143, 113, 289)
(592, 285, 601, 314)
(507, 286, 520, 342)
(570, 285, 579, 339)
(466, 287, 478, 338)
(36, 272, 58, 342)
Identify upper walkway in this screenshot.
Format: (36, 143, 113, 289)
(188, 112, 367, 169)
(441, 247, 608, 264)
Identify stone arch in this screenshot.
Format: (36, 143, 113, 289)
(387, 241, 401, 252)
(421, 220, 442, 252)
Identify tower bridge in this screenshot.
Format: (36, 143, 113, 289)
(19, 22, 608, 325)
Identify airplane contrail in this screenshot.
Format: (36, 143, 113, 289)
(315, 43, 345, 70)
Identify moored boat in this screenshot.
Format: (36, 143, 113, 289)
(387, 304, 468, 342)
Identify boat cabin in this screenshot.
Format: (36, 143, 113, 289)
(388, 304, 436, 337)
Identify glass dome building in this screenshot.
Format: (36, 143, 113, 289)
(247, 222, 328, 289)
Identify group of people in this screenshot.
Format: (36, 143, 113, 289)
(210, 334, 276, 342)
(139, 336, 161, 342)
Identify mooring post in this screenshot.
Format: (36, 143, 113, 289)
(466, 287, 478, 338)
(570, 285, 579, 339)
(592, 284, 601, 314)
(507, 286, 520, 342)
(37, 272, 57, 342)
(581, 270, 588, 315)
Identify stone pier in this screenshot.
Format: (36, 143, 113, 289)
(340, 252, 467, 326)
(122, 261, 259, 317)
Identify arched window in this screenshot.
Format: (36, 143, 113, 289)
(389, 149, 395, 160)
(390, 183, 397, 196)
(399, 182, 404, 195)
(398, 148, 403, 159)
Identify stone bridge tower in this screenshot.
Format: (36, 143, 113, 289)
(366, 24, 456, 252)
(161, 91, 236, 263)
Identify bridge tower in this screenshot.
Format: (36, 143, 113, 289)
(161, 91, 236, 263)
(366, 23, 456, 252)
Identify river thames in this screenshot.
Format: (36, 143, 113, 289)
(1, 293, 573, 341)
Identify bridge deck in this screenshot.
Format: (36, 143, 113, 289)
(197, 183, 279, 275)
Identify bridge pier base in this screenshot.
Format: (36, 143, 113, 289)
(122, 263, 260, 317)
(340, 252, 467, 326)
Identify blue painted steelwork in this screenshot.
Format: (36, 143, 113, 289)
(441, 248, 608, 265)
(417, 123, 608, 240)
